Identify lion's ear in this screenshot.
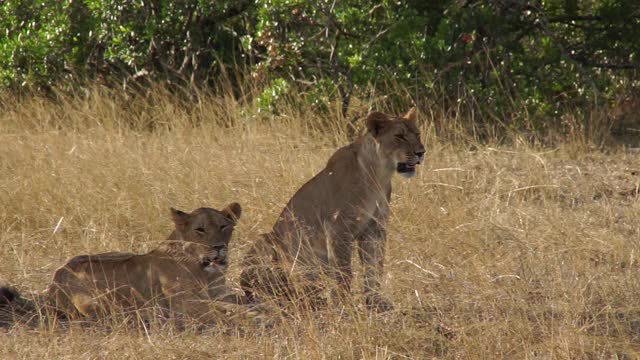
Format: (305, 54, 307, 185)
(365, 112, 392, 137)
(221, 202, 242, 224)
(402, 107, 417, 123)
(170, 207, 189, 229)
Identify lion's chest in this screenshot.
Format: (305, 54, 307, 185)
(277, 161, 391, 257)
(324, 184, 389, 238)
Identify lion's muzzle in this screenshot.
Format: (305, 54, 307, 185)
(201, 245, 229, 273)
(397, 149, 425, 177)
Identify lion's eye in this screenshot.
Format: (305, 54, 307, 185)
(195, 227, 206, 234)
(220, 224, 230, 231)
(395, 133, 405, 140)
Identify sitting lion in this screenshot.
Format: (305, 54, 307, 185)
(240, 108, 425, 311)
(1, 203, 247, 327)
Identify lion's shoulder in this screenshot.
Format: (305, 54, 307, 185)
(325, 142, 359, 170)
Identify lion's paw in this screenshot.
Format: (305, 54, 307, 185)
(364, 293, 394, 312)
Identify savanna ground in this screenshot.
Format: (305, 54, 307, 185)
(0, 88, 639, 359)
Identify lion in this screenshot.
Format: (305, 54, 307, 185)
(0, 203, 247, 327)
(240, 108, 425, 311)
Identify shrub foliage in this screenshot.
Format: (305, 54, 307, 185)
(1, 0, 638, 133)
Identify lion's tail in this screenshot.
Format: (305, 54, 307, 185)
(0, 285, 50, 328)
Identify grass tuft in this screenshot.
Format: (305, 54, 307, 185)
(0, 85, 639, 358)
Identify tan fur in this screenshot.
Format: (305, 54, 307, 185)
(49, 241, 234, 322)
(1, 203, 248, 327)
(240, 109, 425, 311)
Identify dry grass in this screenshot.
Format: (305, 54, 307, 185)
(1, 87, 640, 359)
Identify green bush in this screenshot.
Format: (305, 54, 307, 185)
(0, 0, 256, 89)
(1, 0, 638, 136)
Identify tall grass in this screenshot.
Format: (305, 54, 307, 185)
(0, 83, 639, 358)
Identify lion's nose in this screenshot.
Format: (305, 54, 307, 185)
(209, 244, 226, 259)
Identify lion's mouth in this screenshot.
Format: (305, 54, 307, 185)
(202, 256, 228, 273)
(397, 157, 419, 177)
(397, 162, 416, 173)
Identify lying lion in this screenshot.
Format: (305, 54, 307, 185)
(1, 203, 248, 327)
(240, 108, 425, 311)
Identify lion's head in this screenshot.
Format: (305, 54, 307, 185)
(169, 203, 242, 270)
(365, 108, 426, 178)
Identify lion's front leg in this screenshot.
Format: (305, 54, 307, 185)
(357, 219, 394, 312)
(240, 262, 292, 303)
(325, 231, 355, 306)
(204, 276, 249, 305)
